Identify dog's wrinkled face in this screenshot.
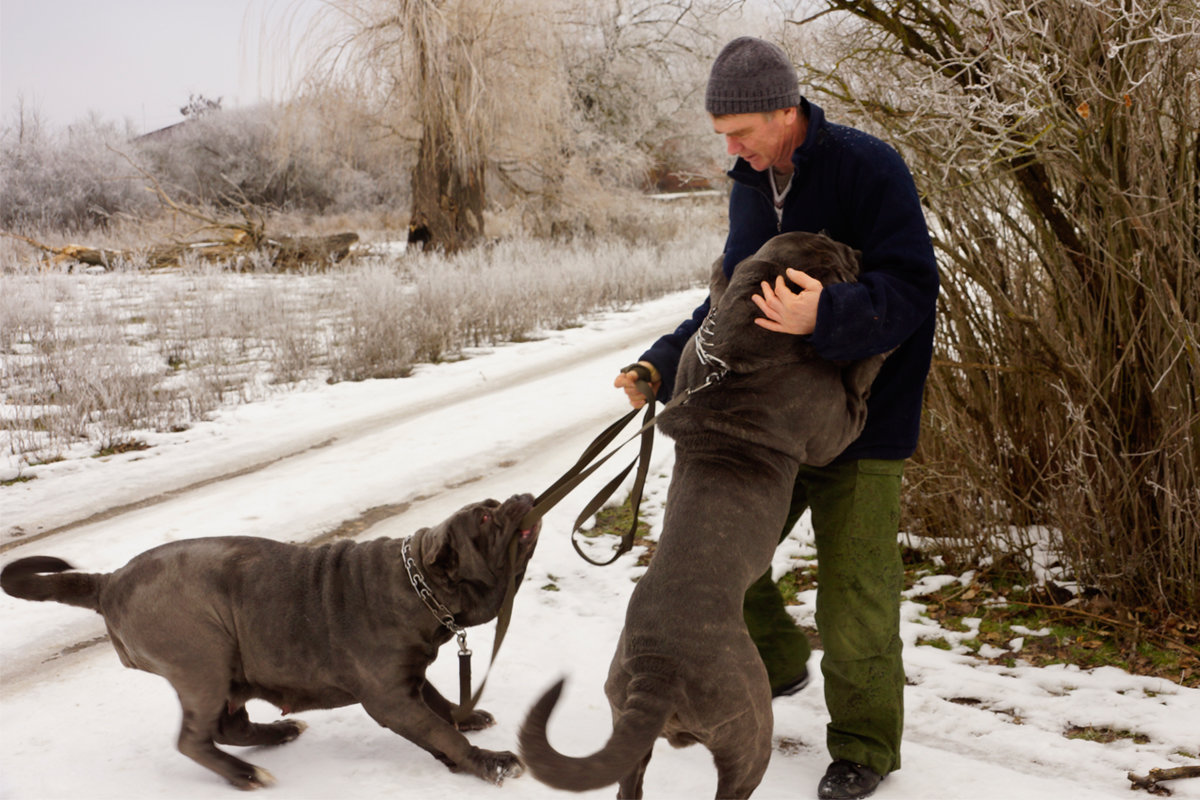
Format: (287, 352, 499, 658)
(421, 493, 540, 627)
(702, 232, 861, 373)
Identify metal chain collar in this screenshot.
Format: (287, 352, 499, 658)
(686, 312, 730, 399)
(402, 537, 470, 655)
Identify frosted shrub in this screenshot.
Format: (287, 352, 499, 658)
(329, 266, 419, 381)
(0, 117, 155, 231)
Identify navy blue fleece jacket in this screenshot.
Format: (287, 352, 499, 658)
(640, 99, 939, 463)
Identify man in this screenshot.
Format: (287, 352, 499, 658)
(614, 37, 939, 800)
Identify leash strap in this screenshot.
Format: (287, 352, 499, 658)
(447, 365, 698, 720)
(560, 362, 724, 565)
(523, 405, 643, 520)
(569, 398, 656, 566)
(518, 371, 658, 566)
(405, 534, 520, 727)
(449, 360, 719, 719)
(449, 376, 656, 722)
(451, 534, 520, 725)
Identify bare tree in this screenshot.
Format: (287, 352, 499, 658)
(787, 0, 1199, 614)
(299, 0, 735, 247)
(493, 0, 732, 236)
(302, 0, 563, 251)
(180, 94, 223, 121)
(556, 0, 733, 184)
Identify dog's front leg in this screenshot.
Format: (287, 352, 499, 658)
(420, 681, 496, 732)
(361, 690, 524, 784)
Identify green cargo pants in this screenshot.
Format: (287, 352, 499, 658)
(743, 458, 906, 777)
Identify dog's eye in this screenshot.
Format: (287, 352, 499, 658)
(481, 513, 491, 524)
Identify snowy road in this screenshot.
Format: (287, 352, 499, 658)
(0, 293, 695, 691)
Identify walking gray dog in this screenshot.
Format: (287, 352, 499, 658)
(519, 232, 886, 799)
(2, 494, 539, 790)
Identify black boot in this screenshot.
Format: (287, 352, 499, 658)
(770, 667, 811, 698)
(817, 759, 882, 799)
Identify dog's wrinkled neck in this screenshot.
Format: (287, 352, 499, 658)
(402, 535, 464, 640)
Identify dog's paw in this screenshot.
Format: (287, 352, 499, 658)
(231, 767, 276, 791)
(478, 749, 525, 784)
(455, 709, 496, 732)
(281, 719, 308, 743)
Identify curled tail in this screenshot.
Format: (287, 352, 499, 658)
(1, 556, 102, 610)
(518, 678, 672, 792)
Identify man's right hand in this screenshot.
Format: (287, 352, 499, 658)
(613, 362, 661, 408)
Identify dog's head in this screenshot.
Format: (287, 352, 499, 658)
(701, 232, 861, 373)
(415, 493, 540, 627)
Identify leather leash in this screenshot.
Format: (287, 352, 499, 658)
(452, 534, 520, 725)
(437, 359, 716, 722)
(402, 530, 521, 726)
(519, 365, 660, 566)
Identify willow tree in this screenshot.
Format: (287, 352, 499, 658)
(786, 0, 1199, 614)
(304, 0, 567, 252)
(299, 0, 734, 247)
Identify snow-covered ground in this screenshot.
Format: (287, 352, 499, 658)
(1, 290, 1197, 800)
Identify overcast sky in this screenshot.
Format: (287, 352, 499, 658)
(1, 0, 323, 133)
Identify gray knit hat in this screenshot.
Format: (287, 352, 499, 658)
(705, 36, 801, 115)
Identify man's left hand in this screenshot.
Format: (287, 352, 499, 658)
(752, 268, 821, 335)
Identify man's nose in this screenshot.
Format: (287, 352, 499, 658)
(726, 136, 741, 155)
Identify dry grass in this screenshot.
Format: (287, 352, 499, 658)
(0, 219, 719, 475)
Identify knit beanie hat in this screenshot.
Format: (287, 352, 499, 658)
(705, 36, 801, 115)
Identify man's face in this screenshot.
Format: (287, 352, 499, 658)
(712, 108, 799, 173)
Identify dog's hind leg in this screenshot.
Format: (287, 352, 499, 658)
(616, 749, 653, 800)
(215, 704, 307, 747)
(172, 680, 277, 789)
(711, 744, 770, 800)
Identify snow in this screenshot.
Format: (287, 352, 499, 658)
(1, 289, 1197, 800)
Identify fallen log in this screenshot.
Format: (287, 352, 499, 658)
(1128, 765, 1200, 796)
(265, 232, 360, 271)
(3, 231, 360, 271)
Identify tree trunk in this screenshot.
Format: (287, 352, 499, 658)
(409, 121, 485, 254)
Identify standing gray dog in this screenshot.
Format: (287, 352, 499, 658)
(2, 493, 539, 790)
(519, 232, 886, 799)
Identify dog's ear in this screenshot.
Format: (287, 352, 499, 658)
(422, 526, 459, 575)
(707, 254, 730, 308)
(835, 244, 863, 282)
(799, 261, 834, 288)
(428, 503, 510, 586)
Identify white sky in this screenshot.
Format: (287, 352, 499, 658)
(0, 0, 323, 133)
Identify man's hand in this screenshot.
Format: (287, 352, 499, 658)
(613, 362, 660, 408)
(752, 268, 821, 335)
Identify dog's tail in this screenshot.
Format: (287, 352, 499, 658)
(1, 556, 102, 610)
(518, 678, 673, 792)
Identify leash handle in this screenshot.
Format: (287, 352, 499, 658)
(517, 373, 658, 568)
(519, 373, 656, 524)
(568, 381, 657, 566)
